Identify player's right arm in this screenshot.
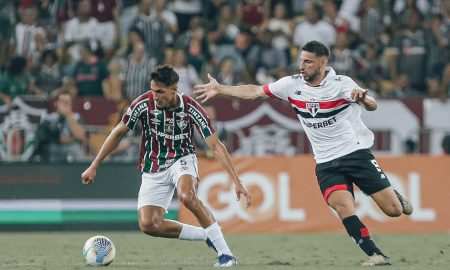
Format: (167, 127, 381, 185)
(81, 122, 129, 184)
(194, 73, 268, 103)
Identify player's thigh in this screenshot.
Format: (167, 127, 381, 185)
(316, 166, 354, 203)
(137, 171, 175, 212)
(170, 154, 200, 195)
(327, 189, 357, 219)
(348, 157, 391, 196)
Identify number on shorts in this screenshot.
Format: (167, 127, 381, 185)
(371, 159, 382, 172)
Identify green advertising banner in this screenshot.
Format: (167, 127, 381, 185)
(0, 163, 178, 230)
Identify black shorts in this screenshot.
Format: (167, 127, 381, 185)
(315, 149, 391, 202)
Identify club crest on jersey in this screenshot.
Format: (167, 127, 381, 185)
(306, 102, 320, 117)
(176, 119, 187, 129)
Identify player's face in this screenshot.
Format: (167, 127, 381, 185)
(150, 80, 178, 109)
(299, 51, 325, 83)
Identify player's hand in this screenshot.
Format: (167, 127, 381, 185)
(193, 73, 220, 103)
(235, 182, 252, 208)
(81, 167, 96, 184)
(351, 89, 368, 102)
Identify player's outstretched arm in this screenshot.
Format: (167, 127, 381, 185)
(205, 134, 252, 207)
(351, 89, 377, 111)
(81, 122, 129, 184)
(193, 73, 268, 103)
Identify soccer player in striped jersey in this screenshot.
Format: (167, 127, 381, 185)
(82, 64, 251, 267)
(194, 41, 413, 266)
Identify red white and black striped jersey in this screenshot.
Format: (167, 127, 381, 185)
(263, 67, 374, 163)
(122, 91, 215, 173)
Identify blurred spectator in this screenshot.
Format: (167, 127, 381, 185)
(121, 26, 144, 57)
(260, 2, 292, 62)
(388, 9, 432, 95)
(214, 57, 244, 86)
(356, 42, 384, 95)
(247, 29, 288, 84)
(328, 31, 359, 77)
(358, 0, 384, 43)
(63, 0, 101, 63)
(209, 3, 240, 46)
(118, 0, 139, 34)
(91, 0, 120, 62)
(151, 0, 179, 46)
(442, 134, 450, 155)
(31, 49, 64, 98)
(119, 42, 156, 99)
(193, 105, 227, 159)
(0, 0, 16, 71)
(394, 0, 430, 25)
(237, 0, 271, 32)
(71, 42, 112, 97)
(175, 19, 211, 74)
(214, 32, 251, 73)
(293, 2, 336, 49)
(55, 0, 77, 23)
(171, 48, 200, 96)
(442, 64, 450, 97)
(128, 0, 168, 62)
(171, 0, 203, 33)
(36, 0, 60, 49)
(0, 56, 42, 107)
(32, 90, 86, 162)
(15, 0, 47, 66)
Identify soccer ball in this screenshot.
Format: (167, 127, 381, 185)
(82, 235, 116, 266)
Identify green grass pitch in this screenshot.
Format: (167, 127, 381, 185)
(0, 232, 449, 269)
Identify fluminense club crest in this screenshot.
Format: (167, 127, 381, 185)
(306, 103, 320, 117)
(176, 119, 187, 130)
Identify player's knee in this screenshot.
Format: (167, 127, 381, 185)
(178, 191, 198, 208)
(139, 219, 162, 236)
(385, 203, 402, 217)
(329, 201, 354, 219)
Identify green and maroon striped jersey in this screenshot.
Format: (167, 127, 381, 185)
(122, 91, 215, 173)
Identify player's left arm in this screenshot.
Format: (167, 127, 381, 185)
(351, 89, 377, 111)
(204, 134, 252, 207)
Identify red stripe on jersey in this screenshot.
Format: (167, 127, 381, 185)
(288, 98, 349, 109)
(263, 84, 276, 98)
(360, 228, 370, 238)
(323, 184, 348, 202)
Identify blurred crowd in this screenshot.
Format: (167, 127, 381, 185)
(0, 0, 449, 105)
(1, 0, 450, 162)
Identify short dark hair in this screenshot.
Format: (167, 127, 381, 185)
(302, 41, 330, 58)
(150, 64, 179, 86)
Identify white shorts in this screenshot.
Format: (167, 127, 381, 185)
(137, 154, 199, 211)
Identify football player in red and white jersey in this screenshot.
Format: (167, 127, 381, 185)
(194, 41, 413, 266)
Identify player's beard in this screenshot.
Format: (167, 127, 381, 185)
(302, 68, 320, 83)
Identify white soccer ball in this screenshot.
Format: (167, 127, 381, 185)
(82, 235, 116, 266)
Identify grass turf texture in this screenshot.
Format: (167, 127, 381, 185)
(0, 232, 448, 270)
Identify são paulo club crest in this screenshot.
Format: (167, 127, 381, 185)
(306, 103, 320, 117)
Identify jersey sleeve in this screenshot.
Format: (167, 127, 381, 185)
(121, 95, 148, 130)
(187, 100, 215, 140)
(262, 76, 292, 101)
(340, 76, 362, 102)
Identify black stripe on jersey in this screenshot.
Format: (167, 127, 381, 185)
(294, 104, 350, 119)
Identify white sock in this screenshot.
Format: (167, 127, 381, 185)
(205, 222, 233, 256)
(178, 223, 207, 241)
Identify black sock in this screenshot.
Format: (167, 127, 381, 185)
(342, 215, 387, 258)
